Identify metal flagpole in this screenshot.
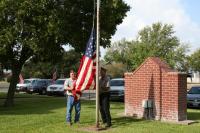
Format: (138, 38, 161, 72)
(96, 0, 100, 128)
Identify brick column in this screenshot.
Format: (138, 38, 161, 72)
(161, 72, 187, 121)
(124, 57, 187, 122)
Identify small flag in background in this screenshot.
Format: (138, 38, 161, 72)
(19, 74, 24, 84)
(74, 28, 96, 99)
(52, 68, 57, 83)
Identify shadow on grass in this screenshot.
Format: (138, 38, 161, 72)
(0, 96, 98, 116)
(0, 93, 50, 99)
(111, 116, 145, 128)
(0, 95, 66, 115)
(82, 101, 124, 110)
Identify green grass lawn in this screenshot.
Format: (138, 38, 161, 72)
(0, 93, 200, 133)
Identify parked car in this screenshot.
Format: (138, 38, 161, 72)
(187, 86, 200, 108)
(16, 78, 39, 92)
(47, 79, 65, 96)
(26, 79, 52, 95)
(109, 78, 124, 101)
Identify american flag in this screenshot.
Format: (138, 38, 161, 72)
(74, 28, 96, 99)
(19, 74, 24, 84)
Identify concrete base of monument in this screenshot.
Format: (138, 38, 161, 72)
(119, 112, 197, 125)
(161, 120, 197, 125)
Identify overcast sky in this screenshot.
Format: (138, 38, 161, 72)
(111, 0, 200, 53)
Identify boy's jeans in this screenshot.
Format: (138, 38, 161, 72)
(66, 95, 81, 123)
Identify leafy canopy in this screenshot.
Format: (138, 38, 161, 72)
(105, 23, 189, 71)
(189, 49, 200, 72)
(0, 0, 130, 107)
(0, 0, 130, 67)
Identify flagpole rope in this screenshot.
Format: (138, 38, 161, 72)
(92, 0, 96, 29)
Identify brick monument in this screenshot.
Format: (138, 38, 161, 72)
(124, 57, 187, 122)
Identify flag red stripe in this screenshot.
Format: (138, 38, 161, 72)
(73, 28, 96, 100)
(75, 56, 87, 87)
(92, 54, 96, 59)
(84, 53, 96, 90)
(76, 57, 92, 91)
(80, 61, 95, 91)
(87, 59, 96, 89)
(85, 66, 95, 89)
(78, 58, 92, 90)
(77, 56, 85, 77)
(19, 74, 24, 84)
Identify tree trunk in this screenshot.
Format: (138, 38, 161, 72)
(4, 66, 21, 107)
(0, 63, 3, 80)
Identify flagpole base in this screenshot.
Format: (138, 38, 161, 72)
(80, 125, 107, 132)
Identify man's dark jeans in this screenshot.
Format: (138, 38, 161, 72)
(99, 92, 111, 126)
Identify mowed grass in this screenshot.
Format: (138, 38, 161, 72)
(0, 93, 200, 133)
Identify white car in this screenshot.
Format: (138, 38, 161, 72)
(16, 78, 39, 92)
(109, 78, 125, 101)
(47, 79, 66, 96)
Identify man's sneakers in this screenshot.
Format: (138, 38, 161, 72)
(101, 123, 112, 128)
(105, 123, 112, 128)
(66, 122, 72, 126)
(74, 121, 80, 125)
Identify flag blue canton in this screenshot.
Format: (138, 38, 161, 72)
(85, 29, 96, 58)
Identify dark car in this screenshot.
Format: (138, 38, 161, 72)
(187, 86, 200, 108)
(109, 78, 124, 101)
(27, 79, 52, 95)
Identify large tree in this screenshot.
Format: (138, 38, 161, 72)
(0, 63, 3, 80)
(104, 39, 132, 71)
(189, 49, 200, 72)
(0, 0, 130, 107)
(22, 50, 81, 79)
(105, 23, 189, 71)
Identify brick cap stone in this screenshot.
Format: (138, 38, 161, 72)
(167, 72, 187, 75)
(124, 73, 134, 76)
(132, 57, 177, 75)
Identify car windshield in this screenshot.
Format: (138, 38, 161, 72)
(110, 80, 124, 86)
(55, 80, 65, 85)
(36, 81, 45, 85)
(24, 80, 31, 84)
(31, 80, 38, 85)
(188, 87, 200, 94)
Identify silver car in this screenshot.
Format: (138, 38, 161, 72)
(187, 86, 200, 108)
(16, 78, 39, 92)
(109, 78, 124, 101)
(47, 79, 65, 96)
